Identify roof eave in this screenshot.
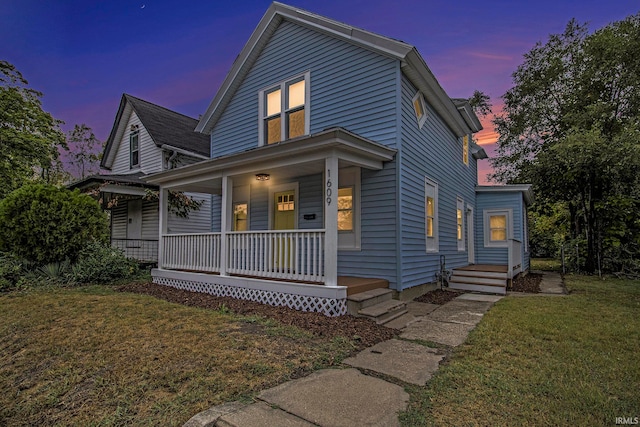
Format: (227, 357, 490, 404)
(196, 2, 414, 135)
(146, 127, 396, 186)
(476, 184, 535, 205)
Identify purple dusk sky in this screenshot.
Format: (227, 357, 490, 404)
(3, 0, 638, 183)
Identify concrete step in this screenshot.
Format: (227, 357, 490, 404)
(453, 269, 507, 280)
(450, 274, 506, 287)
(347, 288, 393, 313)
(448, 282, 506, 295)
(358, 299, 407, 325)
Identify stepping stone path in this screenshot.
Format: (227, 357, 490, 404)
(185, 290, 538, 426)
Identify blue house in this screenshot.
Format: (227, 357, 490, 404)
(146, 2, 532, 317)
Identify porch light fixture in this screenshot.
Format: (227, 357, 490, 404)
(255, 173, 270, 181)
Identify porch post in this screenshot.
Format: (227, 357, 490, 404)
(219, 174, 232, 276)
(157, 187, 168, 269)
(324, 155, 339, 287)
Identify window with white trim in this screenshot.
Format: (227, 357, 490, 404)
(338, 167, 361, 250)
(462, 135, 469, 165)
(130, 128, 139, 168)
(412, 92, 427, 128)
(259, 72, 309, 145)
(425, 178, 439, 252)
(483, 209, 511, 247)
(457, 197, 465, 251)
(337, 187, 353, 231)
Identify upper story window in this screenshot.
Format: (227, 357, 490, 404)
(425, 177, 439, 252)
(129, 127, 140, 168)
(259, 72, 310, 145)
(412, 92, 427, 128)
(463, 135, 469, 165)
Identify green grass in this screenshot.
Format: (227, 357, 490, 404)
(400, 275, 640, 426)
(530, 258, 563, 271)
(0, 285, 355, 426)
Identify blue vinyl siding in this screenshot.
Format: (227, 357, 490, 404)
(397, 76, 477, 290)
(475, 192, 524, 266)
(208, 19, 399, 288)
(339, 164, 398, 288)
(298, 174, 323, 230)
(210, 20, 398, 156)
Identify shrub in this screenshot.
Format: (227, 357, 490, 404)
(0, 184, 109, 264)
(0, 252, 23, 291)
(70, 242, 138, 284)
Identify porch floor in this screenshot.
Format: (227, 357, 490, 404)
(339, 276, 389, 296)
(160, 269, 389, 296)
(456, 264, 508, 273)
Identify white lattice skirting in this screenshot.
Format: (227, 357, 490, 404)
(153, 276, 348, 317)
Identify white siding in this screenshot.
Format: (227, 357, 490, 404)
(111, 204, 127, 239)
(111, 111, 163, 174)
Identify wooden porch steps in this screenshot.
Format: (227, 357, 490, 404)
(347, 288, 408, 325)
(449, 265, 507, 295)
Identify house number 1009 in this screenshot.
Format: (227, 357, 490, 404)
(326, 169, 332, 206)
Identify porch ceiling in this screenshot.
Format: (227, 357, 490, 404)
(145, 128, 396, 193)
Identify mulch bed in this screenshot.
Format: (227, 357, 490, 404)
(510, 273, 542, 293)
(117, 282, 397, 350)
(414, 288, 464, 305)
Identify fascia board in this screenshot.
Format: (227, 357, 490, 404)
(403, 50, 471, 137)
(476, 184, 535, 205)
(101, 96, 131, 170)
(146, 129, 396, 186)
(196, 2, 413, 135)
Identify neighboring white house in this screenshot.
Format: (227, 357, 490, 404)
(70, 94, 212, 262)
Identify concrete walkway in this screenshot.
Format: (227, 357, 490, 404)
(184, 272, 564, 427)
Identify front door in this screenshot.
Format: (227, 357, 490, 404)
(274, 191, 296, 230)
(273, 190, 296, 270)
(467, 205, 475, 264)
(127, 199, 142, 242)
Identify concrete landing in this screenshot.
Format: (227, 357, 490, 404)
(400, 318, 476, 347)
(258, 368, 408, 427)
(343, 339, 444, 386)
(456, 293, 504, 303)
(428, 299, 493, 326)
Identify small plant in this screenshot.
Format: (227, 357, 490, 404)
(70, 242, 139, 284)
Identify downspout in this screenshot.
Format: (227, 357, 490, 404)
(395, 60, 403, 294)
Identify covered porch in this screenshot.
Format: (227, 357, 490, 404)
(146, 128, 396, 315)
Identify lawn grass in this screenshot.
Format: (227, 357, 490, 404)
(0, 285, 355, 426)
(530, 258, 562, 272)
(400, 274, 640, 426)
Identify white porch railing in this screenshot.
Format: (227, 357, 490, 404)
(161, 230, 325, 282)
(162, 233, 222, 272)
(508, 238, 523, 279)
(227, 230, 325, 282)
